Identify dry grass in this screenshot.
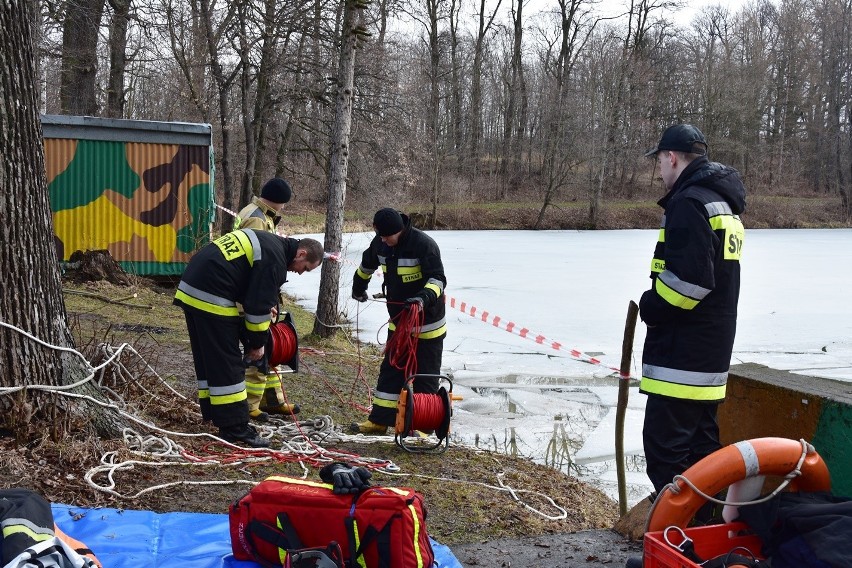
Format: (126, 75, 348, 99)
(1, 280, 618, 546)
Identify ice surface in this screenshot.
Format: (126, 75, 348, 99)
(287, 229, 852, 504)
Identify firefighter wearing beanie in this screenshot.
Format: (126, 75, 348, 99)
(234, 178, 292, 234)
(350, 208, 447, 434)
(233, 178, 300, 421)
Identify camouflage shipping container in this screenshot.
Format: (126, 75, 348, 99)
(42, 114, 215, 276)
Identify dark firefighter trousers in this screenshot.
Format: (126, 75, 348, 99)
(183, 310, 249, 428)
(368, 330, 444, 427)
(643, 394, 721, 494)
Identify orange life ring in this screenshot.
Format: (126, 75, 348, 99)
(647, 437, 831, 532)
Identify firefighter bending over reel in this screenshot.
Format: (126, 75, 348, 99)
(174, 230, 323, 447)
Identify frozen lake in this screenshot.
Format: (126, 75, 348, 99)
(287, 229, 852, 505)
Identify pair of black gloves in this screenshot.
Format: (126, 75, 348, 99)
(351, 286, 429, 309)
(319, 462, 373, 495)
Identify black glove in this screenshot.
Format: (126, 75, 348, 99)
(352, 280, 368, 303)
(405, 290, 430, 309)
(243, 354, 269, 374)
(319, 462, 372, 495)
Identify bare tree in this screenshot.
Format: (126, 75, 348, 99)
(447, 0, 464, 167)
(533, 0, 595, 228)
(196, 0, 241, 231)
(422, 0, 447, 227)
(313, 0, 368, 338)
(105, 0, 131, 117)
(1, 0, 117, 441)
(499, 0, 525, 190)
(60, 0, 107, 114)
(469, 0, 501, 174)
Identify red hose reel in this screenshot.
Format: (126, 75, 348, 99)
(395, 374, 454, 454)
(266, 312, 299, 371)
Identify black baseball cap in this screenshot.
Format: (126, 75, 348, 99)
(644, 124, 708, 157)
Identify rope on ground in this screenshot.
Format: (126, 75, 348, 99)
(4, 316, 570, 519)
(377, 467, 567, 521)
(2, 317, 400, 498)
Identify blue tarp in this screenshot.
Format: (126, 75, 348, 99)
(51, 504, 462, 568)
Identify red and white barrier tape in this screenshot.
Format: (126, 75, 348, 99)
(445, 294, 625, 377)
(215, 203, 238, 218)
(203, 230, 625, 377)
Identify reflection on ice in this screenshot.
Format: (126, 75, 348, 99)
(446, 372, 654, 504)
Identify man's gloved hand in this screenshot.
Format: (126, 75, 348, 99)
(405, 290, 430, 309)
(352, 281, 369, 303)
(243, 355, 269, 375)
(319, 462, 372, 495)
(243, 346, 268, 374)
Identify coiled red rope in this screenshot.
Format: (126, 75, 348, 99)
(385, 303, 424, 380)
(406, 392, 446, 432)
(268, 321, 298, 366)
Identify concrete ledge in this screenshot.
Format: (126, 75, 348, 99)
(720, 363, 852, 497)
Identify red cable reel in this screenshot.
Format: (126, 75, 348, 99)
(395, 374, 454, 454)
(266, 312, 299, 371)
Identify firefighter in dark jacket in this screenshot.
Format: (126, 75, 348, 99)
(174, 230, 323, 447)
(233, 177, 301, 419)
(640, 124, 746, 495)
(350, 208, 447, 434)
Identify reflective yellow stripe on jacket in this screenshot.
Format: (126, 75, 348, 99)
(640, 364, 728, 402)
(388, 317, 447, 339)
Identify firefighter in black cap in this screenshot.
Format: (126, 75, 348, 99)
(234, 177, 292, 234)
(350, 208, 447, 435)
(640, 124, 746, 497)
(234, 178, 301, 420)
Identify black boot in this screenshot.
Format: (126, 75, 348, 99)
(219, 423, 270, 448)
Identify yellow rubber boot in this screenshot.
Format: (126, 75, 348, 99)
(245, 366, 267, 421)
(349, 419, 390, 435)
(249, 409, 269, 421)
(262, 403, 301, 415)
(258, 373, 300, 415)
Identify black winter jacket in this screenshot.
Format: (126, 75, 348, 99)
(353, 214, 447, 338)
(639, 156, 746, 402)
(174, 230, 298, 349)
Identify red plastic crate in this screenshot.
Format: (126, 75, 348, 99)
(644, 522, 764, 568)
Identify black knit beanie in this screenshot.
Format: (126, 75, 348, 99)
(260, 178, 292, 204)
(373, 208, 404, 236)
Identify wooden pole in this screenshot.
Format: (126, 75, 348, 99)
(615, 300, 639, 516)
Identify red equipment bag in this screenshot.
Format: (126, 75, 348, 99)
(229, 475, 436, 568)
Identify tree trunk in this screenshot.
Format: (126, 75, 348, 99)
(313, 0, 364, 338)
(500, 0, 520, 186)
(1, 0, 118, 442)
(105, 0, 130, 118)
(470, 0, 500, 175)
(60, 0, 106, 115)
(427, 0, 442, 228)
(198, 0, 237, 232)
(448, 0, 463, 168)
(237, 0, 257, 209)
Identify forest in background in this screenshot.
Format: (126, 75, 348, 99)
(33, 0, 852, 230)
